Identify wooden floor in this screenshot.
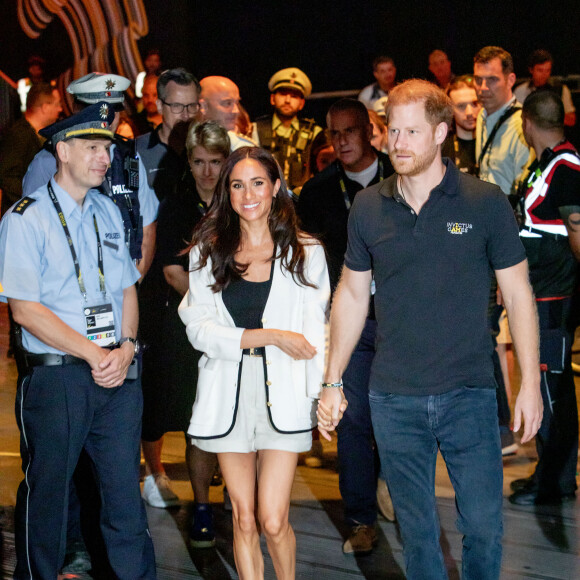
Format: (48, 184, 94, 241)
(0, 301, 579, 579)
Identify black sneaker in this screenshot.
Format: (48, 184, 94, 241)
(510, 475, 535, 492)
(190, 503, 215, 548)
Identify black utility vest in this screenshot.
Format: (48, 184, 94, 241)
(100, 135, 143, 261)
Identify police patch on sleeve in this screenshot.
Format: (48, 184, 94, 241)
(13, 197, 37, 215)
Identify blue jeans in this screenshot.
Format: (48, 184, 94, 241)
(369, 386, 503, 580)
(337, 318, 379, 526)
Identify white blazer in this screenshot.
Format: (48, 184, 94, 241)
(178, 241, 330, 438)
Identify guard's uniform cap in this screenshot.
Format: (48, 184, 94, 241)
(39, 101, 115, 146)
(67, 72, 130, 104)
(268, 68, 312, 98)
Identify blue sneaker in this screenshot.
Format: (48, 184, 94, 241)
(190, 503, 215, 548)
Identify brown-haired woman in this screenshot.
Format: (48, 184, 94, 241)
(179, 147, 330, 579)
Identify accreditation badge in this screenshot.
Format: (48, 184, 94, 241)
(84, 303, 116, 347)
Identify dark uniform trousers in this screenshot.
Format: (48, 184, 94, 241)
(14, 363, 156, 580)
(536, 297, 579, 498)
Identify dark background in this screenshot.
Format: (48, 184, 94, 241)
(1, 0, 579, 123)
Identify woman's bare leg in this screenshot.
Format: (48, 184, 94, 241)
(257, 450, 298, 580)
(219, 452, 263, 579)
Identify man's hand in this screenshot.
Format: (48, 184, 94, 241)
(317, 387, 348, 441)
(91, 343, 134, 388)
(513, 382, 543, 444)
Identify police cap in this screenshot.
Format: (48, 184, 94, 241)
(268, 68, 312, 98)
(39, 101, 115, 146)
(67, 72, 130, 104)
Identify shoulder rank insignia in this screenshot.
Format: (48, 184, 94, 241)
(13, 197, 37, 215)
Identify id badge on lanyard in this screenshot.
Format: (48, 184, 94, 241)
(48, 182, 117, 348)
(84, 303, 116, 346)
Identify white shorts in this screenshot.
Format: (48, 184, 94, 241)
(192, 355, 312, 454)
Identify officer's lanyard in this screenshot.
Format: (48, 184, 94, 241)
(48, 182, 106, 302)
(477, 102, 520, 172)
(453, 135, 461, 168)
(339, 158, 385, 210)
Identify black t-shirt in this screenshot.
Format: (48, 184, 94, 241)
(297, 152, 394, 290)
(157, 172, 207, 271)
(441, 136, 477, 175)
(345, 160, 526, 396)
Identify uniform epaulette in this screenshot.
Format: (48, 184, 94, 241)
(13, 197, 37, 215)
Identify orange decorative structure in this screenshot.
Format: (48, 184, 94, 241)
(17, 0, 149, 112)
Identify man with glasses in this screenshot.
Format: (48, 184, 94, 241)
(137, 68, 201, 201)
(136, 68, 201, 509)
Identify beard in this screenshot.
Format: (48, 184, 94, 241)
(390, 141, 439, 176)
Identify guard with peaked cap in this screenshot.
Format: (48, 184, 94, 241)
(67, 72, 131, 105)
(23, 72, 159, 268)
(39, 100, 116, 146)
(0, 98, 157, 580)
(253, 67, 323, 191)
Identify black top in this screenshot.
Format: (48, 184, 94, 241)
(346, 160, 526, 396)
(138, 169, 206, 342)
(441, 135, 477, 176)
(223, 261, 274, 329)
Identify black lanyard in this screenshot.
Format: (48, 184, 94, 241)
(477, 102, 521, 175)
(339, 158, 385, 210)
(48, 182, 106, 301)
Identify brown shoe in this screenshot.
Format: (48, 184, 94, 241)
(376, 478, 396, 522)
(342, 524, 377, 554)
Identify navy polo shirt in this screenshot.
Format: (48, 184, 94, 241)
(345, 160, 526, 396)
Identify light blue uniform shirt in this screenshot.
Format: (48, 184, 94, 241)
(0, 179, 140, 354)
(22, 146, 159, 226)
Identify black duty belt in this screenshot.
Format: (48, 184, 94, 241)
(25, 344, 119, 367)
(25, 353, 87, 367)
(242, 347, 265, 357)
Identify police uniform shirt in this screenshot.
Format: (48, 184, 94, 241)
(21, 146, 159, 227)
(0, 178, 140, 354)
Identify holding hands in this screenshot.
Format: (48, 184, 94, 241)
(317, 385, 348, 441)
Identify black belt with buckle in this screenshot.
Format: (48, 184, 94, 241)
(25, 343, 119, 368)
(25, 353, 87, 367)
(242, 347, 265, 357)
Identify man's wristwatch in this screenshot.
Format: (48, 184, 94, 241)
(119, 336, 140, 355)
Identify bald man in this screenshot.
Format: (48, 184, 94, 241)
(199, 76, 256, 150)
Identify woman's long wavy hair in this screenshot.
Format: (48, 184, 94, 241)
(190, 147, 316, 293)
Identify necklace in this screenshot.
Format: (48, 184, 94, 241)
(397, 175, 407, 201)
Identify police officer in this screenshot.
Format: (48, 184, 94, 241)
(252, 67, 323, 191)
(22, 72, 159, 279)
(0, 102, 157, 579)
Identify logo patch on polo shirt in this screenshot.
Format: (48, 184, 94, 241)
(447, 222, 472, 235)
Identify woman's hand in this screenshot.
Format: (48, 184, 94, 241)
(317, 388, 348, 441)
(273, 330, 317, 360)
